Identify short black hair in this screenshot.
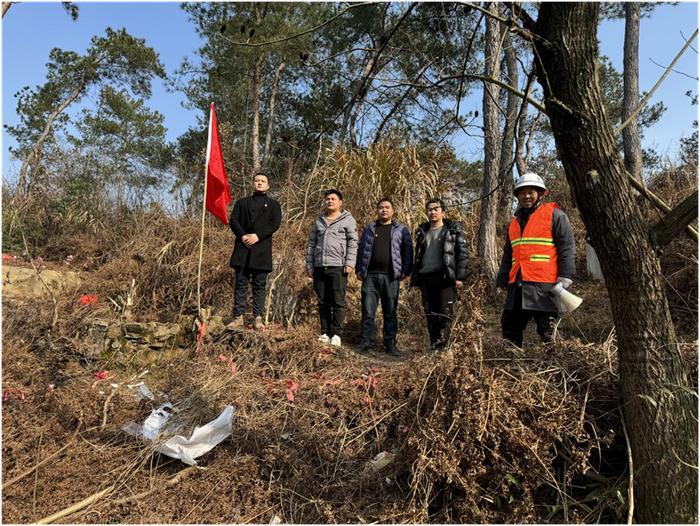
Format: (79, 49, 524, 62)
(324, 188, 343, 200)
(376, 197, 394, 208)
(252, 172, 268, 181)
(425, 198, 446, 211)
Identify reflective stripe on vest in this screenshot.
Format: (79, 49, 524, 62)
(508, 202, 559, 284)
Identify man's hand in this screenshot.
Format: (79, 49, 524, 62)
(242, 233, 259, 247)
(557, 276, 573, 289)
(455, 280, 463, 289)
(344, 265, 354, 275)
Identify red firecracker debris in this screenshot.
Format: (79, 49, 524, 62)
(195, 322, 208, 351)
(2, 387, 25, 403)
(79, 294, 99, 305)
(285, 380, 300, 402)
(2, 253, 15, 263)
(94, 370, 110, 380)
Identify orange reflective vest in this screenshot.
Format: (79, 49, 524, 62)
(508, 202, 559, 284)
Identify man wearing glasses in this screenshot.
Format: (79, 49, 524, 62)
(411, 198, 468, 351)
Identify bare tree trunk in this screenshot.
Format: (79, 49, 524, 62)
(338, 3, 415, 147)
(477, 3, 502, 284)
(529, 4, 697, 522)
(340, 51, 375, 148)
(497, 31, 519, 225)
(623, 2, 643, 183)
(514, 99, 529, 175)
(263, 62, 285, 168)
(251, 54, 263, 174)
(16, 80, 85, 197)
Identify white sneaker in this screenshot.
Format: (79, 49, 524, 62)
(318, 334, 330, 343)
(330, 335, 341, 347)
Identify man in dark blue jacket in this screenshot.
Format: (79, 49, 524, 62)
(355, 198, 413, 356)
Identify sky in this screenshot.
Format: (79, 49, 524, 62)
(2, 1, 699, 184)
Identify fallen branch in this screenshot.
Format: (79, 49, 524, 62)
(101, 388, 119, 430)
(111, 466, 198, 506)
(37, 485, 115, 524)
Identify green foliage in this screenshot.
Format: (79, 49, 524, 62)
(69, 86, 172, 205)
(4, 27, 165, 191)
(174, 2, 482, 175)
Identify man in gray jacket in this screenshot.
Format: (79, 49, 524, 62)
(306, 189, 358, 347)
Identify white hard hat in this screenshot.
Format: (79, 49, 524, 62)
(513, 172, 547, 195)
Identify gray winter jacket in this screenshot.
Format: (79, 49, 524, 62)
(496, 203, 575, 312)
(306, 210, 359, 271)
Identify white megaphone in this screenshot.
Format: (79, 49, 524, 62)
(551, 282, 583, 314)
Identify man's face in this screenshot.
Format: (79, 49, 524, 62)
(325, 193, 341, 212)
(377, 201, 394, 222)
(253, 175, 270, 192)
(425, 202, 445, 222)
(516, 187, 540, 209)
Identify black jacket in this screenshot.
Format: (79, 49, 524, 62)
(496, 202, 575, 311)
(229, 192, 282, 272)
(411, 219, 468, 286)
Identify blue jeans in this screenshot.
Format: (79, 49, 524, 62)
(360, 273, 400, 345)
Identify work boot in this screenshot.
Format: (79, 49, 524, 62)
(384, 340, 400, 357)
(356, 341, 372, 354)
(225, 316, 245, 331)
(253, 315, 265, 330)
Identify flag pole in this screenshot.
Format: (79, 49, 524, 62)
(197, 105, 213, 318)
(197, 162, 208, 318)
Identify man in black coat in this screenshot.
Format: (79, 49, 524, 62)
(227, 173, 282, 330)
(411, 198, 468, 350)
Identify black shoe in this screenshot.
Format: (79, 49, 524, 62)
(385, 341, 400, 357)
(356, 341, 372, 354)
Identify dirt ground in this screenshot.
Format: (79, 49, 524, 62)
(1, 266, 695, 523)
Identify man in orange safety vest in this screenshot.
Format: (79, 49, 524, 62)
(496, 173, 575, 347)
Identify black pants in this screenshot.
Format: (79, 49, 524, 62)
(501, 287, 556, 347)
(360, 273, 400, 345)
(313, 266, 347, 337)
(233, 267, 268, 317)
(418, 272, 456, 349)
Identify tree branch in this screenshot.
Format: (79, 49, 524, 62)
(218, 3, 373, 48)
(627, 174, 698, 242)
(614, 29, 698, 135)
(440, 73, 546, 112)
(651, 191, 698, 248)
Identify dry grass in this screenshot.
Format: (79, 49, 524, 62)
(2, 144, 697, 523)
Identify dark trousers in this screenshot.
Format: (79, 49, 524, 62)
(313, 266, 347, 337)
(233, 267, 268, 317)
(418, 272, 456, 349)
(360, 273, 400, 345)
(501, 287, 556, 347)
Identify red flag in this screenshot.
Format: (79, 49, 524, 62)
(205, 103, 231, 224)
